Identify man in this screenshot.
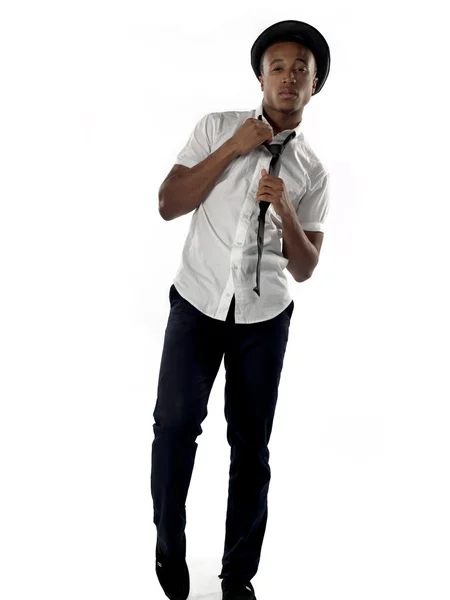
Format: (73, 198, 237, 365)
(151, 19, 331, 600)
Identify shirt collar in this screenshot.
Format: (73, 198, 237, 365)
(254, 100, 304, 144)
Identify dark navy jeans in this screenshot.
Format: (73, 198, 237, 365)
(151, 283, 294, 582)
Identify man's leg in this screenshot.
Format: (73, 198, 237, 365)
(151, 284, 227, 557)
(219, 300, 294, 581)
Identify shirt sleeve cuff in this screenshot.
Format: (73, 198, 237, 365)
(175, 158, 198, 168)
(300, 223, 325, 232)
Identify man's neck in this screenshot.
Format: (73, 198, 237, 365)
(263, 106, 302, 137)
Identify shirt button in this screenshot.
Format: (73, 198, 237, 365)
(233, 264, 238, 270)
(237, 241, 242, 246)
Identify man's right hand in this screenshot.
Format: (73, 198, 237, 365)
(231, 118, 274, 156)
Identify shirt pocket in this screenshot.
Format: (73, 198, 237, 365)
(285, 181, 305, 212)
(278, 165, 306, 210)
(267, 181, 302, 221)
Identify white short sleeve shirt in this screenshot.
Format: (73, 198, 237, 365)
(171, 101, 331, 324)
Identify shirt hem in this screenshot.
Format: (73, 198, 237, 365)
(172, 279, 292, 324)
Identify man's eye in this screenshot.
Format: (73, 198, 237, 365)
(273, 67, 305, 72)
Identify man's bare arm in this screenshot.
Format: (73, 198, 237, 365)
(158, 139, 241, 221)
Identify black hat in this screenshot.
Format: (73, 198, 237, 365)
(251, 20, 331, 95)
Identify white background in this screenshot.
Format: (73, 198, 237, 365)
(1, 1, 449, 599)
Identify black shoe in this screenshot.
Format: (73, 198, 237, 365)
(155, 536, 190, 600)
(221, 578, 256, 600)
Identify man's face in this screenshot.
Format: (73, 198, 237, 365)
(259, 41, 318, 112)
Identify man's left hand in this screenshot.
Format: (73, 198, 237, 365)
(256, 168, 293, 217)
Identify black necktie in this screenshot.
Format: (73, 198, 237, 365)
(253, 116, 296, 296)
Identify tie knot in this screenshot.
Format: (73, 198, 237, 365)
(263, 131, 296, 157)
(267, 143, 283, 157)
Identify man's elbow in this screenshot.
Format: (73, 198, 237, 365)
(297, 256, 320, 282)
(286, 261, 312, 283)
(158, 179, 177, 221)
(296, 272, 312, 283)
(158, 193, 177, 221)
(158, 200, 171, 221)
(294, 264, 316, 282)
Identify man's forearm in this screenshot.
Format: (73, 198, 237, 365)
(281, 205, 318, 282)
